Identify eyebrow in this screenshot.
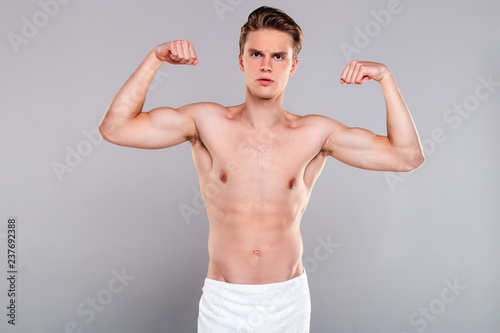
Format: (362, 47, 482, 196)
(247, 48, 288, 57)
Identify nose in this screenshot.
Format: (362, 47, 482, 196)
(260, 56, 272, 72)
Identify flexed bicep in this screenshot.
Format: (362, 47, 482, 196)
(102, 104, 198, 149)
(323, 123, 409, 171)
(99, 40, 200, 149)
(335, 60, 425, 171)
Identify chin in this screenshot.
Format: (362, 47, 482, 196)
(256, 91, 275, 98)
(257, 94, 279, 100)
(250, 88, 280, 100)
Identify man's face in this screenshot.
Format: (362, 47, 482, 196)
(239, 29, 298, 100)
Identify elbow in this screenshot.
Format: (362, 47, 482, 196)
(97, 121, 115, 144)
(401, 150, 425, 172)
(410, 154, 425, 171)
(97, 123, 108, 142)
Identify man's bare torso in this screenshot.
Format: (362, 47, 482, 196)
(187, 102, 331, 284)
(98, 36, 424, 287)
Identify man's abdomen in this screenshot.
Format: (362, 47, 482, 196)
(206, 209, 304, 284)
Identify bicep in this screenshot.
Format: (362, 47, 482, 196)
(106, 105, 197, 149)
(324, 125, 404, 171)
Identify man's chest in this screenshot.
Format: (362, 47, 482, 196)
(192, 118, 328, 190)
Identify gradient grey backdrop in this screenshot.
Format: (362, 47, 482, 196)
(1, 0, 499, 332)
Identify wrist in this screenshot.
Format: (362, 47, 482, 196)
(377, 70, 395, 86)
(147, 48, 165, 69)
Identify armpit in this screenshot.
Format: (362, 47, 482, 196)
(319, 146, 333, 156)
(186, 133, 207, 150)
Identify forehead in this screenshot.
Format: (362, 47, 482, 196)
(244, 29, 294, 53)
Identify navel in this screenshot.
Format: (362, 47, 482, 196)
(219, 170, 227, 183)
(288, 177, 296, 189)
(253, 250, 261, 255)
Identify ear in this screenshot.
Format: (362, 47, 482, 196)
(239, 54, 244, 72)
(289, 58, 299, 77)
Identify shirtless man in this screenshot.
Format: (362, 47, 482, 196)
(98, 6, 424, 332)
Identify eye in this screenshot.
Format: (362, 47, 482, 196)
(274, 55, 283, 60)
(251, 52, 261, 57)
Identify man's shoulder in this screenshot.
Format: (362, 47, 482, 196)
(179, 102, 228, 114)
(181, 102, 247, 134)
(177, 102, 235, 123)
(289, 114, 347, 149)
(293, 113, 342, 129)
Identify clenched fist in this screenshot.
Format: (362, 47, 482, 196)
(340, 60, 389, 85)
(154, 40, 198, 65)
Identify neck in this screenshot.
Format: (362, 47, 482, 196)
(240, 88, 286, 128)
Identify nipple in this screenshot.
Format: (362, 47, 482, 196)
(219, 170, 227, 183)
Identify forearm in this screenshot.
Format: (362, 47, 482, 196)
(379, 73, 424, 164)
(99, 50, 164, 134)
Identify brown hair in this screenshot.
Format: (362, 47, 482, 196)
(239, 6, 303, 60)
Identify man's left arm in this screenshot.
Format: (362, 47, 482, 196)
(323, 60, 425, 172)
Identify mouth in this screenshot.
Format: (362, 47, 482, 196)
(258, 78, 274, 85)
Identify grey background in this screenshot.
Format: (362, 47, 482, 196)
(1, 0, 499, 332)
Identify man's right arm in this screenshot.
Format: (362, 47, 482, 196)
(98, 40, 199, 149)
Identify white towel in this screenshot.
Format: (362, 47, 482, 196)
(197, 270, 311, 333)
